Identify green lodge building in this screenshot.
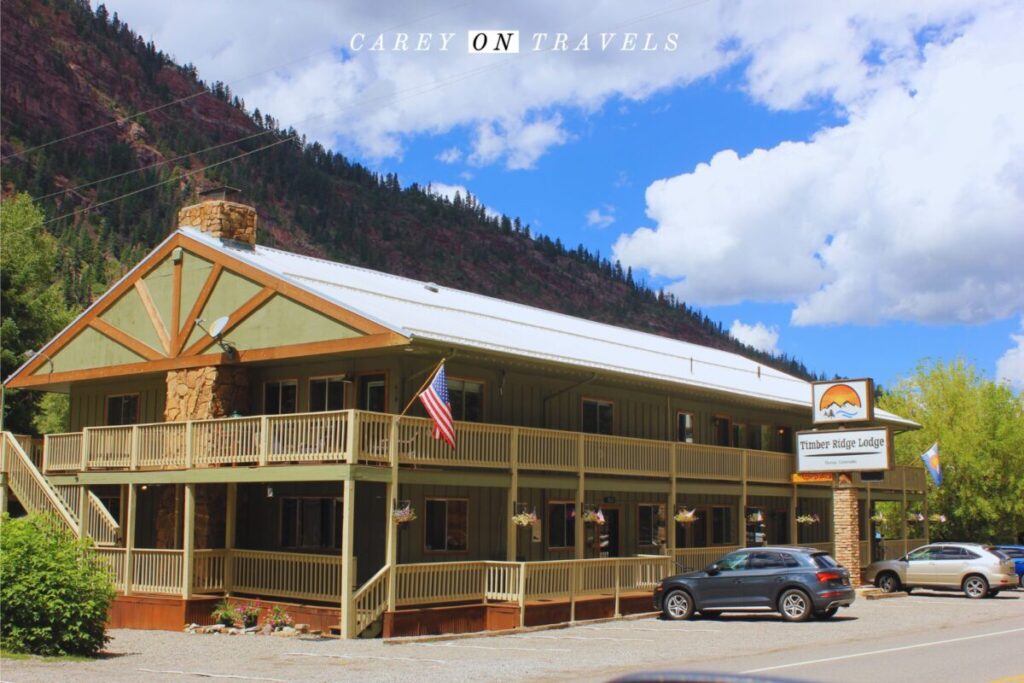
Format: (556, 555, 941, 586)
(0, 194, 928, 637)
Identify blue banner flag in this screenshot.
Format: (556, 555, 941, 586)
(920, 442, 942, 486)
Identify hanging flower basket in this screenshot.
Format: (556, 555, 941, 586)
(582, 508, 605, 525)
(796, 514, 820, 526)
(929, 514, 947, 524)
(747, 511, 764, 524)
(870, 513, 886, 523)
(512, 510, 540, 527)
(673, 508, 699, 524)
(907, 512, 925, 523)
(393, 502, 417, 524)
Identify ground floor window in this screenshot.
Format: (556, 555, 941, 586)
(424, 498, 468, 552)
(548, 501, 576, 548)
(280, 497, 341, 549)
(712, 506, 737, 545)
(638, 504, 666, 547)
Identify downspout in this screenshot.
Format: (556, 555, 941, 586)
(541, 373, 598, 429)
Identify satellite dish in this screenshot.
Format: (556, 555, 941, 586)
(208, 316, 230, 339)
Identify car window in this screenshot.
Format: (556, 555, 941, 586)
(999, 548, 1024, 558)
(986, 547, 1010, 560)
(907, 547, 937, 561)
(935, 546, 963, 559)
(747, 552, 787, 569)
(716, 552, 749, 571)
(811, 553, 839, 568)
(962, 549, 981, 559)
(779, 553, 801, 568)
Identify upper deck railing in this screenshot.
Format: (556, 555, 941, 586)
(41, 409, 926, 490)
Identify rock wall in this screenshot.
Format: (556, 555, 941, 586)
(177, 200, 256, 245)
(832, 478, 861, 586)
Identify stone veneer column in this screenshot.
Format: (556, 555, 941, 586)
(833, 475, 861, 586)
(177, 200, 256, 244)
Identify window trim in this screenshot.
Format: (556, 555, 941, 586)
(104, 393, 140, 426)
(423, 497, 470, 555)
(637, 502, 666, 548)
(354, 371, 389, 413)
(547, 499, 577, 551)
(263, 379, 299, 415)
(278, 495, 343, 550)
(676, 411, 695, 444)
(308, 374, 348, 413)
(711, 415, 732, 447)
(447, 375, 485, 423)
(581, 396, 615, 435)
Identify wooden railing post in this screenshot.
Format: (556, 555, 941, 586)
(129, 426, 140, 471)
(668, 443, 677, 555)
(258, 416, 270, 467)
(0, 472, 8, 518)
(517, 562, 527, 628)
(125, 483, 136, 596)
(569, 562, 578, 623)
(344, 410, 360, 462)
(81, 428, 91, 471)
(182, 483, 195, 599)
(575, 434, 585, 560)
(185, 421, 194, 469)
(738, 450, 748, 545)
(613, 560, 621, 618)
(77, 484, 89, 540)
(385, 415, 399, 613)
(507, 428, 519, 562)
(225, 482, 237, 595)
(41, 434, 49, 474)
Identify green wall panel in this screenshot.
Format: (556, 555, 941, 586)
(185, 269, 263, 349)
(99, 289, 163, 354)
(208, 294, 361, 353)
(179, 252, 214, 331)
(41, 327, 147, 375)
(142, 256, 175, 341)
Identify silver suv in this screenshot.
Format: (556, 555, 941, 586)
(865, 543, 1017, 598)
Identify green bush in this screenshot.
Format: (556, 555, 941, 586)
(0, 513, 115, 656)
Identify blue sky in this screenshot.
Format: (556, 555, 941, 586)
(105, 1, 1024, 391)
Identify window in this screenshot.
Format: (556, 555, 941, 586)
(777, 426, 794, 453)
(548, 502, 576, 548)
(309, 376, 346, 412)
(750, 425, 771, 450)
(716, 551, 748, 571)
(732, 423, 747, 448)
(95, 493, 121, 524)
(424, 498, 468, 552)
(812, 553, 839, 568)
(712, 417, 731, 447)
(677, 412, 694, 443)
(449, 378, 483, 422)
(264, 380, 297, 415)
(280, 497, 342, 549)
(712, 506, 736, 545)
(106, 394, 139, 426)
(907, 546, 938, 561)
(675, 506, 708, 549)
(582, 399, 613, 435)
(748, 551, 788, 569)
(358, 374, 386, 412)
(638, 504, 666, 546)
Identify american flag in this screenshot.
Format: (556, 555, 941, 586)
(419, 364, 455, 448)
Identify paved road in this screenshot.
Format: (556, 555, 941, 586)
(3, 590, 1022, 682)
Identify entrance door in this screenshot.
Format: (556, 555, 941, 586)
(768, 510, 789, 545)
(599, 509, 620, 557)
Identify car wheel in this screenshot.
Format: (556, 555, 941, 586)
(814, 606, 839, 620)
(962, 574, 989, 599)
(662, 589, 694, 621)
(778, 589, 812, 623)
(876, 572, 901, 593)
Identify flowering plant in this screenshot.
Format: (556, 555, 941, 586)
(796, 514, 820, 526)
(929, 514, 947, 524)
(581, 508, 605, 525)
(747, 511, 764, 524)
(907, 512, 925, 522)
(265, 605, 293, 630)
(238, 600, 263, 628)
(673, 508, 698, 524)
(211, 598, 239, 627)
(512, 510, 540, 527)
(393, 504, 417, 524)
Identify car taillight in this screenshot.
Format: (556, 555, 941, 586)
(816, 571, 842, 582)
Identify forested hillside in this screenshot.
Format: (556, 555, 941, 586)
(1, 0, 819, 395)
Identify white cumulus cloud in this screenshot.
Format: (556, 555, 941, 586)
(585, 206, 615, 228)
(436, 147, 462, 164)
(428, 183, 500, 219)
(729, 320, 780, 355)
(614, 3, 1024, 326)
(996, 318, 1024, 392)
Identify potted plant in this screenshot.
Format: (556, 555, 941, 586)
(796, 513, 820, 526)
(265, 605, 293, 631)
(673, 508, 698, 524)
(581, 507, 605, 525)
(211, 598, 239, 627)
(929, 513, 947, 523)
(393, 501, 417, 524)
(512, 509, 539, 527)
(237, 600, 263, 629)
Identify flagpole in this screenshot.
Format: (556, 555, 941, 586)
(400, 357, 447, 417)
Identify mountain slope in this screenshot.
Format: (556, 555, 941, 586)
(0, 0, 818, 380)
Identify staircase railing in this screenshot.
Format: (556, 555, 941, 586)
(1, 432, 79, 533)
(87, 491, 121, 545)
(352, 564, 391, 635)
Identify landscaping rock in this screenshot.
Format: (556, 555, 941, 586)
(294, 623, 310, 634)
(261, 624, 274, 636)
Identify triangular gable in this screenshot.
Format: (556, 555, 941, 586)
(5, 232, 408, 389)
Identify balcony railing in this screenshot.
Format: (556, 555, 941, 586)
(43, 410, 922, 490)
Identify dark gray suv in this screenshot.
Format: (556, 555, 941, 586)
(653, 546, 855, 622)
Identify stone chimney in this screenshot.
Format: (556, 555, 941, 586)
(177, 185, 257, 245)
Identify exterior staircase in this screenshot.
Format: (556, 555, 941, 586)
(1, 431, 121, 544)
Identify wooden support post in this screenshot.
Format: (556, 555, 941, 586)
(258, 416, 269, 467)
(78, 485, 89, 540)
(569, 562, 578, 623)
(81, 428, 91, 471)
(129, 426, 140, 471)
(507, 428, 519, 562)
(517, 562, 527, 628)
(225, 482, 237, 595)
(738, 451, 748, 546)
(900, 469, 909, 555)
(185, 421, 194, 469)
(125, 483, 137, 596)
(385, 415, 399, 612)
(864, 485, 873, 566)
(575, 434, 585, 560)
(0, 473, 8, 518)
(340, 477, 357, 638)
(667, 444, 677, 555)
(789, 484, 799, 545)
(182, 483, 195, 599)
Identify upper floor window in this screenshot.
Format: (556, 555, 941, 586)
(358, 374, 386, 412)
(264, 380, 297, 415)
(449, 378, 483, 422)
(732, 423, 747, 449)
(750, 425, 771, 450)
(310, 376, 346, 412)
(548, 501, 576, 549)
(280, 497, 341, 549)
(777, 426, 794, 453)
(712, 416, 731, 447)
(424, 498, 468, 552)
(106, 394, 139, 426)
(677, 412, 694, 443)
(582, 399, 613, 435)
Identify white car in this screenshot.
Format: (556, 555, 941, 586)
(865, 543, 1017, 598)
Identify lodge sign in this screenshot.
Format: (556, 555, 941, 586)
(796, 427, 892, 473)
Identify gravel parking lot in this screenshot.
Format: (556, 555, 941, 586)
(3, 590, 1022, 683)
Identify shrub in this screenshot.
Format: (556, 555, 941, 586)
(211, 598, 239, 627)
(0, 513, 115, 656)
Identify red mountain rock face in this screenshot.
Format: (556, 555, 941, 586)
(0, 0, 815, 379)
